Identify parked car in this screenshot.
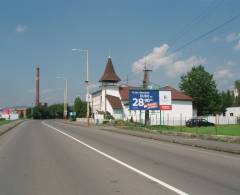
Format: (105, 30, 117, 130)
(186, 118, 215, 127)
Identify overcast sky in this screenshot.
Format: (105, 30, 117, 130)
(0, 0, 239, 108)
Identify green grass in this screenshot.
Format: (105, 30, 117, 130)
(147, 124, 240, 136)
(105, 119, 240, 136)
(0, 120, 13, 126)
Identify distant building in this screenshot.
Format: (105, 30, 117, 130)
(91, 57, 193, 125)
(226, 107, 240, 117)
(0, 107, 27, 120)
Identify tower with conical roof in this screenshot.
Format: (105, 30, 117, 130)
(99, 57, 121, 114)
(99, 57, 121, 84)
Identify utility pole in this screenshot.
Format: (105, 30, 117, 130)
(64, 79, 68, 119)
(85, 50, 90, 127)
(72, 48, 90, 126)
(35, 67, 40, 107)
(57, 77, 68, 119)
(143, 63, 152, 126)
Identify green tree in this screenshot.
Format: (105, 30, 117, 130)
(74, 97, 87, 118)
(48, 104, 64, 119)
(32, 105, 49, 119)
(219, 90, 234, 114)
(179, 65, 220, 116)
(235, 80, 240, 93)
(26, 108, 32, 119)
(32, 106, 42, 119)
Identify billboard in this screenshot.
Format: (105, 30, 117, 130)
(159, 90, 172, 110)
(129, 90, 159, 110)
(129, 90, 172, 111)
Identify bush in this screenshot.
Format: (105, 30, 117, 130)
(102, 120, 110, 125)
(104, 111, 114, 120)
(114, 120, 127, 126)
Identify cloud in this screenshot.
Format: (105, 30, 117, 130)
(225, 33, 240, 43)
(132, 44, 175, 73)
(16, 24, 29, 33)
(165, 56, 206, 77)
(214, 68, 234, 79)
(234, 40, 240, 50)
(226, 60, 236, 67)
(213, 32, 240, 51)
(212, 36, 220, 42)
(212, 32, 240, 43)
(132, 44, 206, 77)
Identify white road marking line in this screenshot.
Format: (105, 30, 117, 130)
(55, 121, 240, 161)
(42, 121, 188, 195)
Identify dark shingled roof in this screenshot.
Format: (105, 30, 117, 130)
(106, 95, 123, 109)
(161, 86, 193, 101)
(99, 58, 121, 83)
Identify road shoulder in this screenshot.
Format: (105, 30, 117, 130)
(0, 120, 25, 136)
(60, 120, 240, 154)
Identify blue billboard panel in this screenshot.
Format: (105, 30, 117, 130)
(129, 90, 160, 110)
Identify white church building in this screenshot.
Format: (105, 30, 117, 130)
(91, 57, 194, 125)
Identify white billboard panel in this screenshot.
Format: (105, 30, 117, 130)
(159, 91, 172, 110)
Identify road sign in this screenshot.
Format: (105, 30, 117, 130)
(159, 90, 172, 110)
(86, 93, 92, 102)
(129, 90, 159, 110)
(69, 112, 76, 116)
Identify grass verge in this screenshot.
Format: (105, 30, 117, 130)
(0, 120, 13, 126)
(106, 120, 240, 136)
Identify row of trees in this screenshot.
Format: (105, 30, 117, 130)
(26, 104, 67, 119)
(26, 98, 88, 119)
(179, 65, 240, 116)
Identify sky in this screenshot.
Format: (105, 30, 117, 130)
(0, 0, 239, 108)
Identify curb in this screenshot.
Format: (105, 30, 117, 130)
(59, 121, 240, 155)
(0, 120, 25, 136)
(99, 127, 240, 155)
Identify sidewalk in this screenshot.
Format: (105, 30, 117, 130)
(0, 120, 24, 136)
(61, 120, 240, 154)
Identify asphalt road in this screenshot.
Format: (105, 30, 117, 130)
(0, 120, 240, 195)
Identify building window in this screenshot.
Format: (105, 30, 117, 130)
(230, 113, 234, 116)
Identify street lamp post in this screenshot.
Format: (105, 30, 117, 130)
(56, 77, 68, 119)
(72, 48, 90, 127)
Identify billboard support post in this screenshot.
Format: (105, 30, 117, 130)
(160, 110, 162, 126)
(129, 90, 172, 127)
(140, 110, 142, 125)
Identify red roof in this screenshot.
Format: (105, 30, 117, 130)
(119, 85, 130, 101)
(106, 95, 123, 109)
(118, 85, 192, 101)
(99, 58, 121, 83)
(161, 86, 193, 101)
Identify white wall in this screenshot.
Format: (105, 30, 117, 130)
(91, 86, 193, 125)
(92, 85, 124, 120)
(226, 107, 240, 117)
(126, 100, 193, 126)
(92, 91, 102, 113)
(205, 116, 238, 125)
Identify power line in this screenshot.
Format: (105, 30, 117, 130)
(169, 0, 224, 47)
(172, 13, 240, 53)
